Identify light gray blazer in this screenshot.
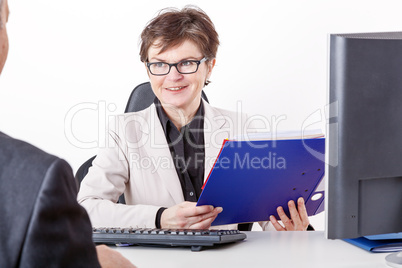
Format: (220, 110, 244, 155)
(77, 100, 252, 229)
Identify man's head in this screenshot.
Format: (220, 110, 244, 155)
(0, 0, 10, 75)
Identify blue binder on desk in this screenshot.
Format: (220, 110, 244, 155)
(345, 233, 402, 252)
(197, 137, 325, 226)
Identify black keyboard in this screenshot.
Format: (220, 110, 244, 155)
(92, 228, 247, 251)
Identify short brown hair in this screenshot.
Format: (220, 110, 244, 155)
(139, 6, 219, 63)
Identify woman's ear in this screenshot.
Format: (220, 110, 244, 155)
(206, 58, 216, 81)
(208, 58, 216, 73)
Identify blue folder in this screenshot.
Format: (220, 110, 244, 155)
(197, 138, 325, 226)
(345, 235, 402, 253)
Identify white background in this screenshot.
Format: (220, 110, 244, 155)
(1, 0, 402, 230)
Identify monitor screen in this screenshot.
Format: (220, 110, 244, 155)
(326, 31, 402, 239)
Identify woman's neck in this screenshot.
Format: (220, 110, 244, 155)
(161, 100, 201, 131)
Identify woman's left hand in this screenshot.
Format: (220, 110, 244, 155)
(269, 197, 310, 231)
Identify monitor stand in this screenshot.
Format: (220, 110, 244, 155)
(386, 252, 402, 267)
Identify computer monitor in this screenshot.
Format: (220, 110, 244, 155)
(326, 31, 402, 240)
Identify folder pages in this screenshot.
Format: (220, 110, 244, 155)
(197, 131, 325, 226)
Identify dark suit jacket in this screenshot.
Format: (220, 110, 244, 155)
(0, 132, 100, 267)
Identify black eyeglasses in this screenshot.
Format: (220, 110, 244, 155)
(146, 57, 207, 76)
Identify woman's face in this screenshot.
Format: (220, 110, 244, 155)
(146, 39, 215, 115)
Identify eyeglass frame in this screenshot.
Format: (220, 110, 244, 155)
(146, 57, 208, 76)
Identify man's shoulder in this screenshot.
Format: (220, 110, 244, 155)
(0, 133, 80, 268)
(0, 132, 68, 184)
(0, 131, 58, 165)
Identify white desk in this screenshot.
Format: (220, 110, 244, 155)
(111, 231, 390, 268)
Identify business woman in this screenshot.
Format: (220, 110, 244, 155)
(77, 6, 310, 232)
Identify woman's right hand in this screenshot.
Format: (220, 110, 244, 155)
(161, 201, 223, 229)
